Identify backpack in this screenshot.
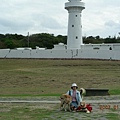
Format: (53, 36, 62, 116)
(69, 90, 71, 96)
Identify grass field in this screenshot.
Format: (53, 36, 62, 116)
(0, 59, 120, 120)
(0, 59, 120, 96)
(0, 103, 56, 120)
(0, 103, 120, 120)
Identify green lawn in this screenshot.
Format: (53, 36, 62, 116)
(0, 103, 57, 120)
(0, 103, 120, 120)
(0, 59, 120, 96)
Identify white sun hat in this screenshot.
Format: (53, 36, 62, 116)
(71, 83, 78, 89)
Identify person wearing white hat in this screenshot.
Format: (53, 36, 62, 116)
(66, 83, 82, 110)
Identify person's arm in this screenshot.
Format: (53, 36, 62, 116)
(77, 91, 82, 106)
(66, 90, 72, 96)
(66, 90, 70, 95)
(79, 92, 82, 102)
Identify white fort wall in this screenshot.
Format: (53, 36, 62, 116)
(0, 47, 120, 60)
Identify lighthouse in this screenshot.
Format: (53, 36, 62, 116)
(65, 0, 85, 49)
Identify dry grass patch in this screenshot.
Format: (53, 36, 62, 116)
(0, 59, 120, 95)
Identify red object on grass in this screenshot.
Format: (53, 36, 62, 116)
(76, 104, 92, 112)
(86, 104, 92, 112)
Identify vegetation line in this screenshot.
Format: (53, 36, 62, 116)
(0, 33, 120, 49)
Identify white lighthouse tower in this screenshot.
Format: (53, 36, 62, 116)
(65, 0, 85, 49)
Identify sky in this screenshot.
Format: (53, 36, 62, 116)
(0, 0, 120, 38)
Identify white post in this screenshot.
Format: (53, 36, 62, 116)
(65, 0, 85, 49)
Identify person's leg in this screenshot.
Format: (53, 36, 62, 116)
(70, 101, 78, 111)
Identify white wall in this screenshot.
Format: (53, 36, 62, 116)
(0, 48, 119, 60)
(0, 45, 120, 60)
(83, 44, 113, 50)
(0, 49, 10, 58)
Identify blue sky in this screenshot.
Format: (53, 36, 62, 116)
(0, 0, 120, 37)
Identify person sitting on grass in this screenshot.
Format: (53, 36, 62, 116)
(66, 83, 82, 111)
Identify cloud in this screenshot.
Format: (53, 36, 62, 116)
(0, 0, 120, 37)
(82, 0, 120, 37)
(105, 20, 120, 28)
(0, 9, 35, 34)
(0, 0, 66, 35)
(40, 16, 64, 29)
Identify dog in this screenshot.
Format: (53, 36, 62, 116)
(59, 88, 86, 112)
(76, 101, 90, 113)
(59, 94, 72, 111)
(80, 88, 86, 99)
